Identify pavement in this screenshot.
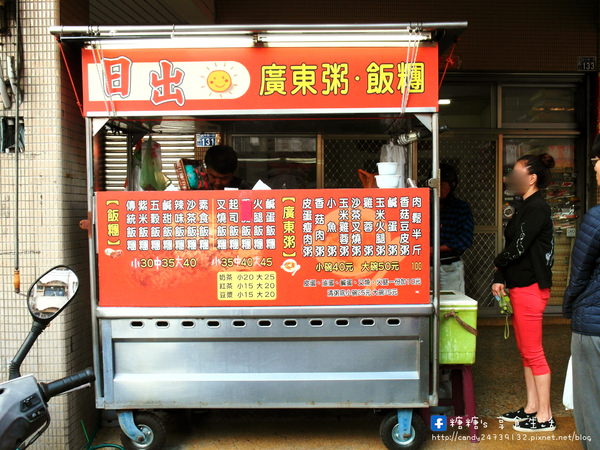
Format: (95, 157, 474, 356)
(93, 320, 584, 449)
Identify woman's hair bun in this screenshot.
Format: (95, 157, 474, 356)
(539, 153, 555, 169)
(517, 153, 554, 188)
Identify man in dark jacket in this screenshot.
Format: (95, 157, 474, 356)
(439, 163, 474, 293)
(563, 135, 600, 447)
(204, 145, 250, 190)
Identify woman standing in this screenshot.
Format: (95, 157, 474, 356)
(492, 153, 556, 432)
(563, 136, 600, 447)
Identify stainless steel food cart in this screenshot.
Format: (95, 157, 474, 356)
(50, 22, 467, 449)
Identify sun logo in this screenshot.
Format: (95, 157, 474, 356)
(207, 70, 232, 93)
(197, 62, 251, 99)
(199, 62, 249, 98)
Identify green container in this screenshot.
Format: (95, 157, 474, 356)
(439, 291, 478, 365)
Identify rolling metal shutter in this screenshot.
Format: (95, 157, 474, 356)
(104, 133, 196, 190)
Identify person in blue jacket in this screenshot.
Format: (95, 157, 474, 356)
(564, 135, 600, 448)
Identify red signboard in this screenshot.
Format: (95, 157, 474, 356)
(82, 46, 439, 116)
(96, 189, 430, 307)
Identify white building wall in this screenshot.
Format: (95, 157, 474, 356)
(0, 0, 94, 448)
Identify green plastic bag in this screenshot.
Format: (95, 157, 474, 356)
(495, 293, 513, 339)
(138, 136, 171, 191)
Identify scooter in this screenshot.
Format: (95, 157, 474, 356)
(0, 265, 95, 450)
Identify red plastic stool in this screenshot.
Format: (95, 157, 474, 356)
(425, 364, 479, 442)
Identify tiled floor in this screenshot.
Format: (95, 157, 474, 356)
(93, 322, 580, 449)
(473, 321, 572, 419)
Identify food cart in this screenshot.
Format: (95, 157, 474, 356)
(51, 22, 467, 449)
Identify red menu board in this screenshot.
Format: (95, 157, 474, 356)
(96, 189, 430, 307)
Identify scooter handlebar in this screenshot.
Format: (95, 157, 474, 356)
(39, 367, 95, 401)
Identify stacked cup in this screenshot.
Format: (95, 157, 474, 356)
(375, 162, 400, 188)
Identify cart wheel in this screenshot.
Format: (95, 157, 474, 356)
(120, 411, 167, 450)
(379, 411, 426, 449)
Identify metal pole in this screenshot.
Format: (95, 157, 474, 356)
(86, 118, 103, 404)
(126, 132, 134, 192)
(8, 322, 45, 379)
(13, 0, 20, 293)
(48, 22, 468, 39)
(430, 112, 440, 406)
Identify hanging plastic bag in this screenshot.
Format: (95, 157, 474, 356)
(379, 141, 407, 188)
(563, 356, 573, 410)
(138, 136, 171, 191)
(126, 143, 142, 190)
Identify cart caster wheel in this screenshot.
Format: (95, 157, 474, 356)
(120, 411, 167, 450)
(379, 411, 426, 449)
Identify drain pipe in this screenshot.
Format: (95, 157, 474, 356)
(13, 0, 20, 293)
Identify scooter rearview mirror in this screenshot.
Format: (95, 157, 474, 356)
(27, 266, 79, 325)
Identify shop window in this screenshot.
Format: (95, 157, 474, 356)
(501, 86, 577, 128)
(230, 135, 317, 189)
(0, 116, 24, 153)
(439, 83, 494, 129)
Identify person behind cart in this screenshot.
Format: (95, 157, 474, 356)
(563, 135, 600, 447)
(439, 163, 474, 293)
(493, 153, 556, 432)
(204, 144, 250, 190)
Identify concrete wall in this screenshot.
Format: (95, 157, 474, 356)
(216, 0, 599, 73)
(0, 0, 93, 448)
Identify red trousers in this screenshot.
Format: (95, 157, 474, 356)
(510, 283, 551, 376)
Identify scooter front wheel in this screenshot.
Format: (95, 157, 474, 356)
(120, 411, 166, 450)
